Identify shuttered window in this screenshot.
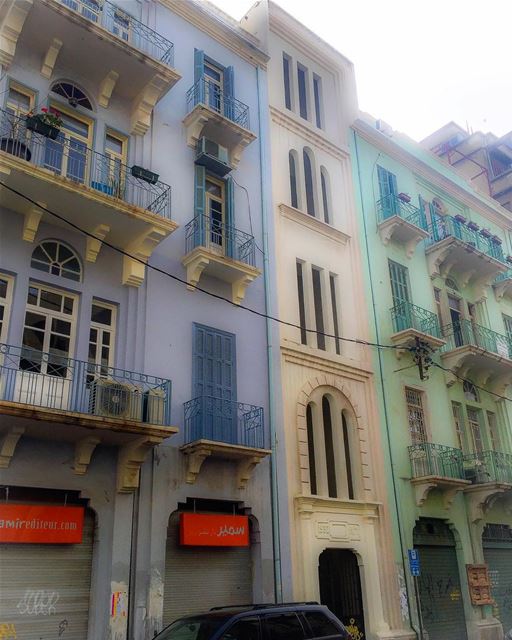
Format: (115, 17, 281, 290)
(377, 165, 398, 215)
(194, 49, 234, 120)
(452, 402, 466, 451)
(388, 260, 410, 306)
(405, 388, 427, 444)
(467, 408, 483, 454)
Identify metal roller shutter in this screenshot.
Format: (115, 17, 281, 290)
(0, 509, 94, 640)
(483, 525, 512, 634)
(163, 512, 253, 625)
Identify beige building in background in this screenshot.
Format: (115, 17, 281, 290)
(243, 2, 414, 638)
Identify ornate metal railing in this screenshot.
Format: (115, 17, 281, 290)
(186, 77, 250, 129)
(464, 451, 512, 484)
(441, 319, 512, 358)
(495, 269, 512, 284)
(409, 443, 465, 480)
(58, 0, 175, 66)
(390, 301, 442, 338)
(426, 212, 505, 262)
(184, 396, 264, 448)
(0, 108, 171, 218)
(376, 194, 427, 230)
(184, 214, 256, 267)
(0, 343, 172, 426)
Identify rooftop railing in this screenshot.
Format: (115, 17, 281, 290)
(183, 396, 264, 448)
(0, 343, 172, 426)
(376, 194, 428, 230)
(0, 108, 171, 218)
(441, 319, 511, 358)
(409, 442, 465, 480)
(186, 77, 250, 130)
(184, 214, 256, 267)
(390, 301, 442, 338)
(464, 451, 512, 484)
(57, 0, 175, 66)
(426, 212, 505, 262)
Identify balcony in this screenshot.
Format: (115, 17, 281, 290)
(376, 194, 429, 257)
(463, 451, 512, 522)
(182, 214, 261, 304)
(0, 109, 177, 286)
(440, 320, 512, 392)
(389, 301, 445, 355)
(490, 168, 512, 200)
(408, 443, 470, 508)
(183, 77, 256, 167)
(0, 343, 177, 491)
(493, 269, 512, 301)
(425, 213, 506, 296)
(180, 396, 270, 488)
(3, 0, 180, 134)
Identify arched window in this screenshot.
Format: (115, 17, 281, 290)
(303, 148, 316, 216)
(322, 395, 337, 498)
(31, 241, 82, 282)
(289, 151, 299, 209)
(342, 411, 354, 499)
(306, 403, 317, 495)
(320, 166, 331, 224)
(51, 82, 92, 111)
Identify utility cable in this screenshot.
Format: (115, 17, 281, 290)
(430, 359, 512, 403)
(0, 181, 407, 352)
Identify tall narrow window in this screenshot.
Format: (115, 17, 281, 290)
(433, 287, 443, 330)
(377, 165, 398, 218)
(88, 302, 116, 380)
(320, 167, 330, 224)
(313, 74, 322, 128)
(0, 275, 13, 344)
(487, 412, 501, 451)
(322, 396, 337, 498)
(405, 388, 427, 444)
(306, 404, 317, 494)
(289, 151, 298, 209)
(503, 314, 512, 358)
(330, 274, 340, 355)
(342, 412, 354, 499)
(283, 54, 292, 110)
(452, 402, 465, 451)
(312, 268, 325, 350)
(388, 260, 410, 306)
(467, 408, 483, 455)
(303, 149, 315, 216)
(296, 262, 307, 345)
(6, 83, 34, 117)
(297, 64, 308, 120)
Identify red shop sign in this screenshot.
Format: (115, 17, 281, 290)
(0, 504, 84, 544)
(179, 513, 249, 547)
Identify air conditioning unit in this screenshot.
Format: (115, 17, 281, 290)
(195, 137, 231, 176)
(89, 379, 143, 421)
(143, 388, 166, 425)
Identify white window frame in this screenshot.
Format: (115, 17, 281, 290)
(88, 300, 117, 376)
(0, 273, 14, 345)
(405, 387, 428, 445)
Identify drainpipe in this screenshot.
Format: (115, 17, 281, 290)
(352, 129, 416, 633)
(256, 64, 283, 603)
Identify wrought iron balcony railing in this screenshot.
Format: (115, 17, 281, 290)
(0, 343, 172, 426)
(184, 214, 256, 267)
(376, 194, 428, 230)
(186, 77, 250, 130)
(464, 451, 512, 484)
(495, 269, 512, 284)
(0, 109, 171, 218)
(184, 396, 264, 448)
(57, 0, 175, 66)
(426, 212, 505, 262)
(409, 443, 465, 480)
(390, 301, 442, 338)
(441, 319, 512, 358)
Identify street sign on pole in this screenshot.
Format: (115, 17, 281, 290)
(408, 549, 421, 577)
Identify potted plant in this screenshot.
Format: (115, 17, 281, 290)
(492, 235, 502, 245)
(397, 192, 411, 203)
(480, 228, 492, 238)
(454, 214, 467, 224)
(0, 110, 32, 160)
(467, 221, 479, 232)
(26, 108, 62, 140)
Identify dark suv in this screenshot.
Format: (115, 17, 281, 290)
(154, 603, 351, 640)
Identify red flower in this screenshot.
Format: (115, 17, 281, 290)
(41, 107, 48, 113)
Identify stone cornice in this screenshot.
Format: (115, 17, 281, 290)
(281, 343, 374, 380)
(353, 119, 512, 230)
(279, 203, 350, 244)
(295, 494, 381, 516)
(270, 106, 350, 160)
(160, 0, 268, 68)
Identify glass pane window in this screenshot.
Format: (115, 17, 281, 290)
(220, 618, 261, 640)
(6, 87, 33, 116)
(304, 611, 340, 637)
(487, 412, 501, 452)
(264, 613, 306, 640)
(88, 302, 116, 381)
(452, 402, 465, 451)
(467, 408, 483, 455)
(0, 276, 12, 343)
(30, 241, 82, 282)
(405, 388, 427, 444)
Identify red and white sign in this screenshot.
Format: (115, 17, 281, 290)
(179, 513, 249, 547)
(0, 504, 84, 544)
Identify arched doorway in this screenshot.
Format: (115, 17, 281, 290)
(318, 549, 365, 638)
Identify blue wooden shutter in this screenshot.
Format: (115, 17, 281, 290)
(225, 176, 235, 259)
(194, 164, 206, 247)
(194, 49, 205, 104)
(223, 65, 234, 120)
(377, 165, 397, 218)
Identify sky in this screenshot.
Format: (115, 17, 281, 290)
(211, 0, 511, 141)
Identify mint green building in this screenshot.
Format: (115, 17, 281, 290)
(351, 116, 512, 640)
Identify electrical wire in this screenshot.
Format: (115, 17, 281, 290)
(230, 174, 265, 257)
(430, 359, 512, 403)
(0, 180, 407, 352)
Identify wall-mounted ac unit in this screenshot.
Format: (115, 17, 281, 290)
(195, 137, 231, 176)
(143, 388, 166, 425)
(89, 379, 142, 421)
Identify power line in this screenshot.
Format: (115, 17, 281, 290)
(431, 360, 512, 403)
(0, 180, 406, 352)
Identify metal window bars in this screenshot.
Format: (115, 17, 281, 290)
(186, 77, 250, 129)
(390, 301, 442, 338)
(408, 443, 465, 480)
(376, 193, 428, 230)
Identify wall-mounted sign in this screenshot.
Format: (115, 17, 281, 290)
(466, 564, 494, 606)
(0, 504, 84, 544)
(179, 513, 249, 547)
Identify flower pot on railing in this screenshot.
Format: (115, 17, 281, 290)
(480, 228, 492, 239)
(398, 192, 411, 203)
(467, 221, 479, 232)
(492, 235, 503, 245)
(0, 137, 31, 161)
(131, 165, 159, 184)
(454, 214, 467, 224)
(26, 109, 62, 140)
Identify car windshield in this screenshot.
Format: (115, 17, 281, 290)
(155, 615, 230, 640)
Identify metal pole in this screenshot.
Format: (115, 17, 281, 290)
(413, 575, 425, 640)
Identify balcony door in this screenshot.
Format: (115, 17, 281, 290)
(377, 165, 398, 218)
(389, 260, 410, 332)
(204, 61, 223, 114)
(44, 109, 91, 184)
(448, 295, 463, 347)
(206, 176, 225, 252)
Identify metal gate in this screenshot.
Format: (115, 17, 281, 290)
(483, 524, 512, 634)
(0, 508, 94, 639)
(318, 549, 365, 639)
(413, 518, 468, 640)
(163, 511, 253, 625)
